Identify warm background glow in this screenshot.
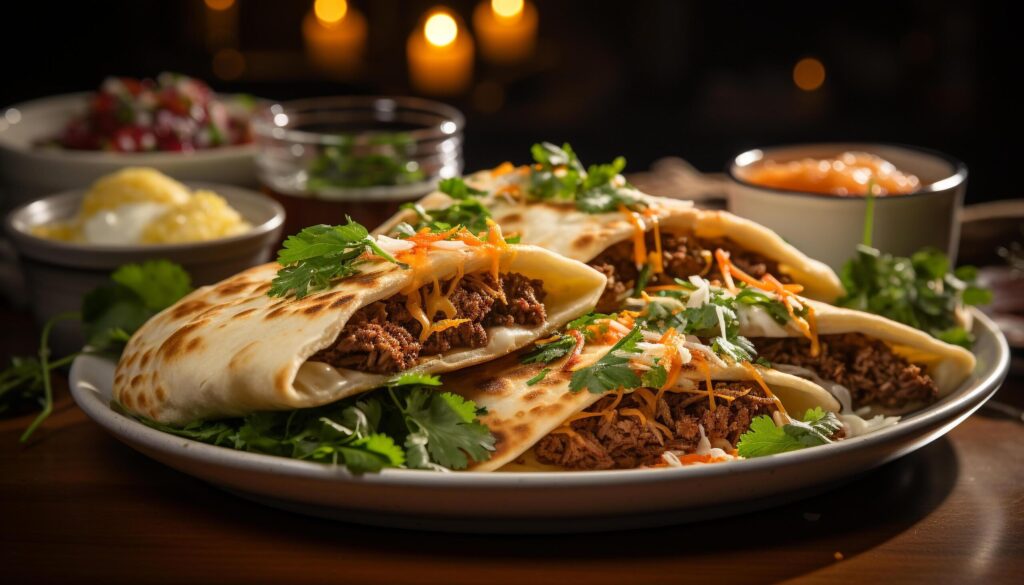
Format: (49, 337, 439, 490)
(492, 0, 524, 19)
(204, 0, 235, 11)
(424, 12, 458, 47)
(314, 0, 348, 26)
(793, 57, 826, 91)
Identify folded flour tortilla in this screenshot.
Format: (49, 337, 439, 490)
(114, 244, 607, 424)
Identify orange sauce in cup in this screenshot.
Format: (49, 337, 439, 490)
(744, 151, 920, 196)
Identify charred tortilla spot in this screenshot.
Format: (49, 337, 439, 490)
(155, 386, 166, 401)
(522, 389, 543, 402)
(122, 352, 138, 369)
(136, 392, 148, 408)
(186, 337, 203, 353)
(529, 403, 562, 416)
(303, 303, 328, 314)
(573, 233, 596, 250)
(264, 306, 290, 319)
(348, 272, 381, 288)
(499, 213, 522, 223)
(234, 308, 257, 318)
(215, 279, 254, 297)
(170, 299, 211, 321)
(130, 374, 145, 388)
(513, 423, 531, 436)
(330, 294, 356, 309)
(121, 392, 134, 409)
(140, 349, 153, 368)
(478, 377, 509, 394)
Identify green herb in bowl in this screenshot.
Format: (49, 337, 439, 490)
(306, 133, 426, 191)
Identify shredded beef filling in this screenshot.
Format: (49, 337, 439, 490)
(534, 382, 776, 470)
(312, 272, 547, 374)
(753, 333, 939, 409)
(588, 232, 792, 312)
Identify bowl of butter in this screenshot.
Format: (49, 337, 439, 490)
(5, 167, 284, 349)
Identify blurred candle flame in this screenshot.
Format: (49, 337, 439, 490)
(314, 0, 348, 27)
(204, 0, 235, 11)
(491, 0, 524, 21)
(424, 12, 459, 47)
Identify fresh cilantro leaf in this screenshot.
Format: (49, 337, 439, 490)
(735, 287, 790, 325)
(736, 408, 842, 458)
(527, 142, 640, 213)
(438, 177, 487, 200)
(838, 244, 990, 348)
(569, 326, 643, 394)
(521, 335, 575, 364)
(711, 335, 756, 363)
(400, 197, 492, 235)
(641, 364, 668, 388)
(270, 219, 408, 299)
(338, 434, 406, 472)
(398, 389, 495, 469)
(566, 312, 615, 339)
(387, 372, 442, 387)
(526, 368, 551, 386)
(110, 260, 192, 312)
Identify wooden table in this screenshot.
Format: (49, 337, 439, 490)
(2, 307, 1022, 585)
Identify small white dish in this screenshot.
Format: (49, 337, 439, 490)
(68, 310, 1007, 534)
(727, 143, 967, 271)
(0, 93, 258, 208)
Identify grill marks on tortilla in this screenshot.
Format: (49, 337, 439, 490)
(310, 272, 548, 374)
(534, 382, 777, 470)
(753, 333, 939, 410)
(588, 231, 792, 312)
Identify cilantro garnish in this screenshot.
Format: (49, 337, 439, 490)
(736, 407, 842, 458)
(398, 178, 492, 235)
(521, 335, 576, 364)
(528, 142, 640, 213)
(4, 260, 193, 442)
(641, 364, 668, 388)
(569, 326, 644, 394)
(270, 220, 407, 299)
(136, 379, 495, 473)
(565, 311, 615, 340)
(640, 287, 765, 363)
(838, 246, 991, 348)
(837, 187, 991, 347)
(526, 368, 551, 386)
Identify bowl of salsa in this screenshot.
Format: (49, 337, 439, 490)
(0, 73, 260, 210)
(727, 143, 967, 270)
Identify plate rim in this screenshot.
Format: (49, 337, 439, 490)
(69, 309, 1010, 488)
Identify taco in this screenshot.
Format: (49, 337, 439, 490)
(375, 143, 843, 311)
(114, 221, 607, 425)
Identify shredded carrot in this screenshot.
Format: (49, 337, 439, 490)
(695, 356, 717, 411)
(491, 161, 515, 176)
(648, 213, 664, 274)
(619, 205, 648, 269)
(714, 249, 738, 293)
(740, 361, 788, 416)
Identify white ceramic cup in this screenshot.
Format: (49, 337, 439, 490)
(727, 143, 967, 271)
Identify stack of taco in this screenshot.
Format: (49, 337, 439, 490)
(114, 143, 975, 473)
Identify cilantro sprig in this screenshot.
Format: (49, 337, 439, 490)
(397, 177, 492, 236)
(528, 142, 640, 213)
(736, 407, 842, 458)
(3, 260, 193, 441)
(270, 220, 407, 299)
(569, 325, 643, 394)
(136, 373, 495, 472)
(837, 187, 991, 347)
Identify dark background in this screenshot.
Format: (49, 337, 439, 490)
(2, 0, 1013, 202)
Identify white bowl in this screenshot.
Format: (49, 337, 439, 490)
(0, 92, 258, 209)
(727, 143, 967, 271)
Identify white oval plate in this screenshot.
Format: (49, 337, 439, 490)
(70, 310, 1009, 533)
